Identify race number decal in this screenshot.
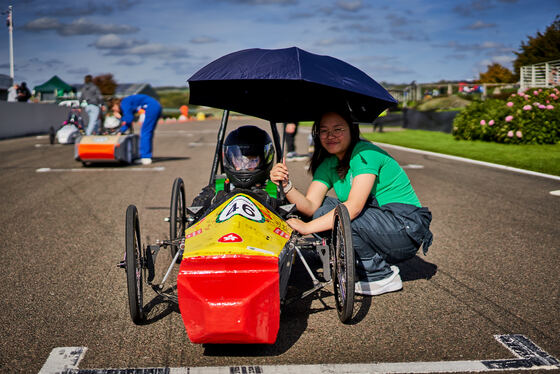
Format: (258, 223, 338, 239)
(216, 196, 265, 223)
(218, 233, 242, 243)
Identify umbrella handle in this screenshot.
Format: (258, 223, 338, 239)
(276, 123, 287, 203)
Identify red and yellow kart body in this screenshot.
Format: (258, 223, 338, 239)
(177, 193, 293, 344)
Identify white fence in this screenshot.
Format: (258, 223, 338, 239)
(520, 59, 560, 90)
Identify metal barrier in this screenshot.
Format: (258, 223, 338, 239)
(0, 101, 70, 140)
(520, 59, 560, 90)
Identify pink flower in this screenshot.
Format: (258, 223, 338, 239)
(511, 93, 516, 96)
(488, 120, 494, 126)
(533, 102, 540, 106)
(505, 115, 514, 122)
(523, 105, 532, 110)
(516, 131, 522, 138)
(533, 90, 539, 95)
(480, 119, 486, 125)
(506, 102, 514, 107)
(507, 131, 514, 137)
(539, 104, 546, 109)
(547, 105, 554, 110)
(546, 100, 550, 103)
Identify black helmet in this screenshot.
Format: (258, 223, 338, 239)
(223, 125, 274, 188)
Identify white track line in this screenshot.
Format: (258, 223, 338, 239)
(36, 167, 165, 172)
(40, 335, 559, 374)
(374, 142, 560, 181)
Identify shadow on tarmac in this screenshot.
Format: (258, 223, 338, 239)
(398, 255, 438, 281)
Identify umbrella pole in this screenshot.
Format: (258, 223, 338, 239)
(209, 110, 229, 186)
(270, 121, 286, 202)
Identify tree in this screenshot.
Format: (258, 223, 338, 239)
(513, 15, 560, 75)
(478, 63, 516, 83)
(93, 74, 118, 96)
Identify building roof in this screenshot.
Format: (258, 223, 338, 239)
(114, 83, 159, 99)
(0, 74, 13, 89)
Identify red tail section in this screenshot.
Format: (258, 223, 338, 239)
(177, 255, 280, 344)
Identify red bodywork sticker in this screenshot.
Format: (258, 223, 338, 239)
(218, 233, 243, 243)
(273, 227, 290, 239)
(186, 229, 202, 239)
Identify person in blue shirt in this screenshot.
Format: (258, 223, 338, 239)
(111, 94, 162, 165)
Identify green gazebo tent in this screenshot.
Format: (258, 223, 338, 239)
(34, 75, 75, 101)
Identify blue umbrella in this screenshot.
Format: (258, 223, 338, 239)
(188, 47, 397, 123)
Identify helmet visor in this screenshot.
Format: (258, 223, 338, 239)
(225, 145, 261, 171)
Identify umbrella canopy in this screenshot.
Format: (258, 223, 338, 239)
(188, 47, 397, 123)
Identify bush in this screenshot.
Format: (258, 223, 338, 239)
(453, 87, 560, 144)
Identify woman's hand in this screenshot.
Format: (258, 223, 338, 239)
(286, 218, 311, 235)
(270, 161, 290, 187)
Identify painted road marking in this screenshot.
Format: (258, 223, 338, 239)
(38, 347, 87, 374)
(402, 164, 424, 169)
(375, 142, 560, 181)
(35, 143, 64, 147)
(36, 167, 165, 172)
(550, 190, 560, 196)
(40, 335, 559, 373)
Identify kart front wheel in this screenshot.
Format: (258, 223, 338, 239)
(331, 203, 355, 323)
(125, 204, 144, 324)
(169, 177, 186, 262)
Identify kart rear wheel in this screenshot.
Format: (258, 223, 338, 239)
(331, 203, 355, 323)
(169, 177, 186, 262)
(49, 126, 55, 145)
(125, 204, 144, 324)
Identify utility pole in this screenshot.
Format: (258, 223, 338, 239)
(7, 5, 14, 79)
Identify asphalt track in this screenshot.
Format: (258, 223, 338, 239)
(0, 118, 558, 373)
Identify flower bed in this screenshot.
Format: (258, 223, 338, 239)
(452, 87, 559, 144)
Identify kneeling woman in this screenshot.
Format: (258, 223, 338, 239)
(270, 111, 433, 295)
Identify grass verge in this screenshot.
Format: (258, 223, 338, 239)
(361, 129, 560, 176)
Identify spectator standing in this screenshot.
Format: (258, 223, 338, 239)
(7, 83, 18, 102)
(285, 122, 307, 161)
(79, 75, 104, 135)
(16, 82, 31, 102)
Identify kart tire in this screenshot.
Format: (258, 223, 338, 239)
(169, 177, 186, 263)
(125, 204, 145, 324)
(49, 126, 55, 145)
(331, 203, 355, 323)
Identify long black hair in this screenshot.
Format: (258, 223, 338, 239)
(309, 111, 361, 179)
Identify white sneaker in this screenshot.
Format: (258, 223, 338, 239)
(355, 265, 402, 296)
(134, 158, 152, 165)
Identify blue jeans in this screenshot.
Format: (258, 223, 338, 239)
(313, 197, 431, 282)
(84, 104, 100, 135)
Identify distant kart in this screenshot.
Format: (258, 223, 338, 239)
(74, 131, 138, 166)
(118, 47, 396, 344)
(49, 107, 85, 145)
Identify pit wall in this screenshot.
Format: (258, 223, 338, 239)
(0, 102, 70, 140)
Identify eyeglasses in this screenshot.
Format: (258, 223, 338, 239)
(318, 127, 346, 139)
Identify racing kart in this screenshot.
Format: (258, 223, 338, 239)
(119, 47, 396, 344)
(74, 126, 139, 166)
(119, 110, 355, 344)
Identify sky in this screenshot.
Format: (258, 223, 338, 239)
(0, 0, 558, 90)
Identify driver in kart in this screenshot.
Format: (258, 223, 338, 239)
(191, 125, 275, 212)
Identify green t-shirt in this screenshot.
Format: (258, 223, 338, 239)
(313, 141, 421, 207)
